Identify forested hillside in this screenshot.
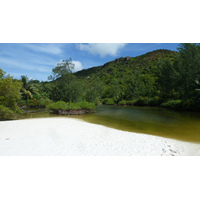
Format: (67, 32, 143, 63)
(76, 49, 176, 79)
(75, 49, 178, 105)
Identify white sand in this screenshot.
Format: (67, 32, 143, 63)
(0, 117, 200, 156)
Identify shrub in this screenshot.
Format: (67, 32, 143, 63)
(47, 101, 95, 110)
(38, 97, 53, 107)
(17, 99, 27, 107)
(125, 100, 137, 105)
(0, 105, 14, 117)
(161, 99, 183, 109)
(118, 99, 137, 106)
(182, 98, 200, 110)
(23, 97, 53, 108)
(118, 99, 127, 106)
(135, 96, 151, 106)
(29, 99, 39, 107)
(77, 101, 96, 109)
(102, 98, 115, 105)
(47, 101, 70, 110)
(149, 96, 163, 106)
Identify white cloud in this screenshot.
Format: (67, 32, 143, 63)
(72, 60, 83, 72)
(0, 57, 50, 73)
(77, 43, 126, 57)
(22, 43, 63, 55)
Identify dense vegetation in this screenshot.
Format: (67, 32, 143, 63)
(1, 43, 200, 118)
(76, 44, 200, 110)
(0, 69, 22, 117)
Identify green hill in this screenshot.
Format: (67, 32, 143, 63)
(37, 45, 200, 111)
(74, 49, 178, 105)
(76, 49, 177, 82)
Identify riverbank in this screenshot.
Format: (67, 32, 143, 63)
(0, 118, 200, 156)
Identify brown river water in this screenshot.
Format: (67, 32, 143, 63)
(14, 105, 200, 143)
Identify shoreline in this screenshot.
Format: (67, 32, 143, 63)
(0, 117, 200, 156)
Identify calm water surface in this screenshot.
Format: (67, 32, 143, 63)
(16, 105, 200, 143)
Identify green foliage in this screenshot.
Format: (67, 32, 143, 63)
(85, 79, 104, 104)
(161, 100, 183, 109)
(76, 49, 177, 107)
(0, 69, 22, 118)
(0, 72, 22, 110)
(118, 99, 137, 106)
(135, 97, 152, 106)
(126, 70, 146, 99)
(158, 43, 200, 100)
(47, 101, 95, 110)
(26, 97, 52, 108)
(17, 99, 27, 107)
(118, 99, 127, 106)
(62, 78, 86, 102)
(4, 45, 200, 114)
(20, 75, 38, 101)
(148, 96, 163, 106)
(0, 69, 6, 79)
(38, 97, 53, 106)
(48, 58, 74, 81)
(102, 98, 115, 105)
(0, 105, 14, 117)
(48, 58, 86, 103)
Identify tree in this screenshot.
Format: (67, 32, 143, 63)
(85, 78, 104, 103)
(0, 68, 5, 79)
(157, 43, 200, 100)
(176, 43, 200, 98)
(20, 75, 38, 104)
(62, 78, 87, 102)
(0, 69, 22, 117)
(48, 58, 85, 102)
(126, 70, 146, 99)
(157, 58, 179, 98)
(103, 78, 122, 102)
(48, 58, 74, 83)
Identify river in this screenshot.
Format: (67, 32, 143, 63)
(15, 105, 200, 143)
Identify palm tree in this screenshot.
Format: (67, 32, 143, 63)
(21, 75, 38, 105)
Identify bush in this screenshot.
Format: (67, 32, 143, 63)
(0, 75, 21, 110)
(29, 99, 39, 107)
(102, 98, 115, 105)
(47, 101, 68, 110)
(38, 97, 53, 107)
(161, 99, 183, 109)
(118, 99, 137, 106)
(76, 101, 96, 109)
(118, 99, 127, 106)
(125, 100, 137, 105)
(15, 107, 23, 114)
(24, 97, 53, 108)
(47, 101, 95, 110)
(17, 99, 27, 107)
(135, 96, 151, 106)
(149, 96, 163, 106)
(182, 98, 200, 111)
(0, 105, 14, 117)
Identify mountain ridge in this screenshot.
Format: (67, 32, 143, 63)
(75, 49, 177, 80)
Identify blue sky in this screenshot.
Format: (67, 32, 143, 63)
(0, 43, 179, 81)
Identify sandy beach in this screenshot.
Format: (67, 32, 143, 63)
(0, 117, 200, 156)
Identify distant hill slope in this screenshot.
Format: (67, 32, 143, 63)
(75, 49, 177, 81)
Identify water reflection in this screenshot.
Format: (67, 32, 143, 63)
(15, 105, 200, 143)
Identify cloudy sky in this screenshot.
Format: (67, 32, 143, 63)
(0, 43, 179, 81)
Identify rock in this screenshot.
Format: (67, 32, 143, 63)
(125, 56, 130, 61)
